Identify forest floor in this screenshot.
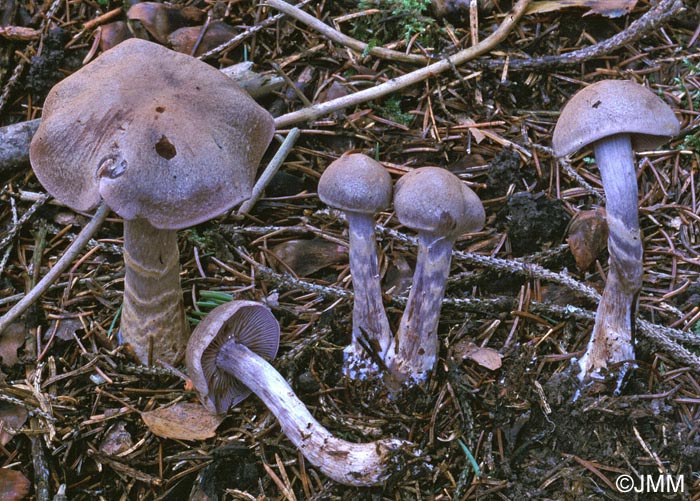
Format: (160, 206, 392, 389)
(0, 0, 699, 499)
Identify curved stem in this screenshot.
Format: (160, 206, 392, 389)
(216, 340, 406, 486)
(344, 212, 392, 378)
(579, 135, 642, 379)
(121, 218, 188, 365)
(388, 233, 454, 384)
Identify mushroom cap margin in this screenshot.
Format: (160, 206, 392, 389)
(29, 38, 275, 230)
(393, 167, 485, 238)
(318, 153, 393, 214)
(552, 80, 679, 158)
(186, 300, 280, 415)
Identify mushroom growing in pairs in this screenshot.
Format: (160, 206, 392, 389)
(317, 154, 393, 379)
(30, 39, 274, 365)
(186, 300, 407, 486)
(386, 167, 485, 384)
(553, 79, 679, 381)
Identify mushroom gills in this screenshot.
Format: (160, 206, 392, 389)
(215, 340, 406, 486)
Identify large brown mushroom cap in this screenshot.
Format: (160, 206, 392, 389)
(552, 80, 679, 158)
(318, 153, 392, 214)
(30, 38, 274, 230)
(187, 301, 280, 414)
(393, 167, 485, 238)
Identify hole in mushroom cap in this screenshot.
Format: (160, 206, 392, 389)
(96, 155, 128, 179)
(155, 106, 165, 113)
(155, 135, 177, 159)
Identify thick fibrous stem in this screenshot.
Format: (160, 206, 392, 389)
(344, 212, 392, 377)
(217, 341, 405, 486)
(579, 134, 642, 378)
(388, 233, 454, 384)
(121, 218, 188, 365)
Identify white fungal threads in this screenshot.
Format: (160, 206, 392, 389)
(552, 80, 679, 382)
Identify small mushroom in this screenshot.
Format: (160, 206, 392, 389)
(30, 39, 274, 365)
(386, 167, 485, 384)
(186, 300, 407, 486)
(553, 80, 679, 381)
(317, 153, 393, 378)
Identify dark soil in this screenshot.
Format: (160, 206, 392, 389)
(499, 192, 570, 255)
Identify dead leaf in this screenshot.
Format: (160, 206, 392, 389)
(98, 21, 131, 52)
(140, 402, 223, 440)
(47, 318, 83, 342)
(0, 469, 30, 501)
(0, 324, 24, 367)
(0, 402, 28, 446)
(567, 207, 608, 271)
(317, 81, 351, 121)
(168, 22, 238, 57)
(458, 117, 486, 143)
(527, 0, 637, 18)
(127, 2, 205, 44)
(450, 339, 502, 370)
(383, 254, 413, 296)
(271, 238, 347, 276)
(99, 422, 133, 456)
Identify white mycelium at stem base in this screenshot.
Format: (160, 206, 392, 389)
(390, 232, 456, 382)
(552, 79, 680, 382)
(387, 167, 485, 385)
(578, 135, 642, 378)
(344, 211, 393, 371)
(186, 301, 407, 487)
(317, 154, 393, 379)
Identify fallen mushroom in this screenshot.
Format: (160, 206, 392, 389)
(186, 300, 407, 486)
(553, 79, 679, 381)
(29, 39, 274, 364)
(386, 167, 485, 385)
(317, 153, 393, 378)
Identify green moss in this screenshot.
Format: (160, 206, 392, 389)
(354, 0, 434, 46)
(374, 95, 413, 126)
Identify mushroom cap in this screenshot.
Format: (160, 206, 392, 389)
(552, 80, 679, 158)
(318, 153, 392, 214)
(186, 300, 280, 415)
(30, 38, 274, 230)
(393, 167, 485, 238)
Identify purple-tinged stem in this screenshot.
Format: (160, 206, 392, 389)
(388, 232, 454, 384)
(579, 134, 642, 379)
(216, 340, 406, 486)
(343, 212, 392, 378)
(121, 217, 189, 365)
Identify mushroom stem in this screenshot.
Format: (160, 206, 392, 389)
(579, 134, 642, 379)
(121, 217, 188, 365)
(344, 211, 392, 377)
(216, 339, 405, 486)
(388, 233, 454, 384)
